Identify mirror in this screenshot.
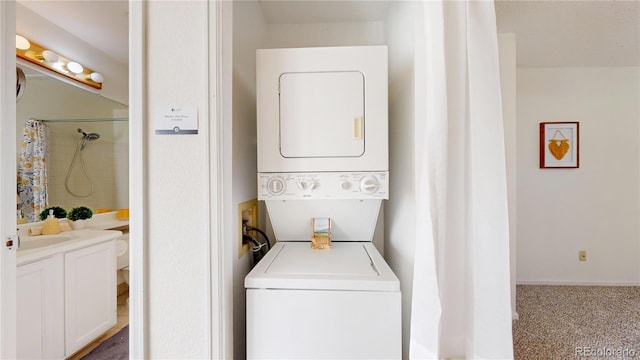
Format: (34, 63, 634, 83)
(17, 65, 128, 222)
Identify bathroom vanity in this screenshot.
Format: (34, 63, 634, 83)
(16, 222, 124, 359)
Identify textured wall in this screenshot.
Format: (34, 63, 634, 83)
(517, 67, 640, 285)
(146, 1, 212, 357)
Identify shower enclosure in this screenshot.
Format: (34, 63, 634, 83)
(39, 119, 128, 213)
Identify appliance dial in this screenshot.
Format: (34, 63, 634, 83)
(360, 176, 380, 194)
(340, 180, 352, 190)
(267, 176, 286, 195)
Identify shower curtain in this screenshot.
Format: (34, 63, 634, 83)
(17, 119, 48, 222)
(409, 1, 513, 359)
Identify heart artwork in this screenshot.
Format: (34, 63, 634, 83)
(548, 139, 570, 160)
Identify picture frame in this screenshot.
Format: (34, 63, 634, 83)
(540, 122, 579, 168)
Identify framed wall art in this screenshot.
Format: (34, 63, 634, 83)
(540, 122, 579, 168)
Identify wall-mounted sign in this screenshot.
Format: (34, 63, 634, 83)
(155, 106, 198, 134)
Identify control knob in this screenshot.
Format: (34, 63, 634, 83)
(360, 176, 380, 194)
(266, 176, 286, 195)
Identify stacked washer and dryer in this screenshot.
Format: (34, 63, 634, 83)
(245, 46, 401, 359)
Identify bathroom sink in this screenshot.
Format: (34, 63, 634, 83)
(17, 229, 123, 266)
(19, 233, 76, 251)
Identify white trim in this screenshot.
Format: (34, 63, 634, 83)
(210, 1, 234, 358)
(0, 1, 17, 358)
(516, 280, 640, 286)
(209, 1, 235, 359)
(203, 1, 214, 358)
(128, 1, 146, 358)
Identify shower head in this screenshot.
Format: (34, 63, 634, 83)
(77, 128, 100, 150)
(77, 128, 100, 140)
(84, 133, 100, 141)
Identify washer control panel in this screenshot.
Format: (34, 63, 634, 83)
(259, 172, 388, 200)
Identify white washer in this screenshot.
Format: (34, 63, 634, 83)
(245, 242, 401, 359)
(246, 187, 401, 359)
(247, 45, 400, 359)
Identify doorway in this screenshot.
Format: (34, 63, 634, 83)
(1, 1, 145, 358)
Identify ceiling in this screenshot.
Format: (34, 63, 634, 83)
(494, 0, 639, 67)
(16, 0, 640, 67)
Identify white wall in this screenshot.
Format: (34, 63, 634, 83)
(517, 67, 640, 285)
(231, 1, 268, 358)
(385, 2, 416, 358)
(146, 2, 211, 357)
(266, 21, 385, 48)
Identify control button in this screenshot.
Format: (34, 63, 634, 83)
(297, 180, 308, 190)
(267, 177, 286, 195)
(309, 181, 319, 190)
(360, 176, 380, 194)
(340, 181, 352, 190)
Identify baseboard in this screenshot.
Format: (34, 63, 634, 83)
(516, 280, 640, 286)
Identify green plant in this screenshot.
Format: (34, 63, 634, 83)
(38, 206, 67, 221)
(67, 206, 93, 221)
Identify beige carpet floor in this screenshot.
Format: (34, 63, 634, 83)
(513, 285, 640, 359)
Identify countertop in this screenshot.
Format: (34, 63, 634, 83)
(17, 211, 129, 266)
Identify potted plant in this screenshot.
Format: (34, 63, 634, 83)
(38, 206, 67, 221)
(67, 206, 93, 229)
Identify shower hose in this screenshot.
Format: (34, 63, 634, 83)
(65, 137, 95, 197)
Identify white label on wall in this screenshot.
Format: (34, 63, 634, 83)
(155, 106, 198, 134)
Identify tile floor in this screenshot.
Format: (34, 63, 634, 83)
(67, 286, 129, 360)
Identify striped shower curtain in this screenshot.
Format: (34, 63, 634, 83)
(17, 119, 48, 222)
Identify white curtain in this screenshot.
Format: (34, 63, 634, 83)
(410, 1, 513, 359)
(17, 119, 49, 222)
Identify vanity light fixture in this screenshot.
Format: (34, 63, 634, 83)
(42, 49, 59, 63)
(15, 35, 30, 50)
(66, 61, 84, 74)
(15, 34, 103, 90)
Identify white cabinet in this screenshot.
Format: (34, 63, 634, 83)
(16, 239, 117, 359)
(65, 240, 117, 356)
(17, 254, 64, 360)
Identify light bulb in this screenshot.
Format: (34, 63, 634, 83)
(15, 35, 30, 50)
(90, 72, 104, 83)
(42, 50, 59, 63)
(67, 61, 83, 74)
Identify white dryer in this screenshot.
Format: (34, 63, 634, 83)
(246, 46, 401, 359)
(256, 45, 388, 173)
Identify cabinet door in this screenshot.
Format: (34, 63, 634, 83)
(17, 255, 64, 360)
(65, 240, 116, 356)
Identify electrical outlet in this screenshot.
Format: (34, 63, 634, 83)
(238, 199, 258, 258)
(579, 250, 587, 262)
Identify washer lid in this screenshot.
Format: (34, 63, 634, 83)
(245, 242, 399, 292)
